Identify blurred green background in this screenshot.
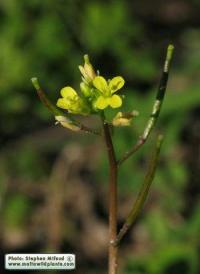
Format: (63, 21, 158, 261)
(0, 0, 200, 273)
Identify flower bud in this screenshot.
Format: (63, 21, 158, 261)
(80, 82, 91, 97)
(84, 55, 96, 80)
(79, 54, 96, 83)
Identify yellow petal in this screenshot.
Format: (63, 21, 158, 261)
(109, 76, 125, 93)
(93, 76, 108, 94)
(95, 96, 109, 109)
(109, 95, 122, 108)
(61, 86, 77, 98)
(56, 98, 69, 110)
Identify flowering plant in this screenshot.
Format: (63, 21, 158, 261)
(32, 44, 174, 274)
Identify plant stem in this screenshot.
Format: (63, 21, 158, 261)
(115, 134, 164, 246)
(118, 44, 174, 166)
(101, 115, 118, 274)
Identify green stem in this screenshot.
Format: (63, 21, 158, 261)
(115, 134, 163, 246)
(31, 77, 62, 115)
(118, 45, 174, 166)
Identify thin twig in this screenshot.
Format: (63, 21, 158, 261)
(101, 114, 118, 274)
(118, 45, 174, 166)
(31, 78, 101, 136)
(114, 134, 164, 246)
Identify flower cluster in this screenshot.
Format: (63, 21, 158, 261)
(56, 55, 125, 115)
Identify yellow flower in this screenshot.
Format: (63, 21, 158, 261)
(93, 76, 125, 109)
(56, 86, 90, 115)
(55, 116, 80, 131)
